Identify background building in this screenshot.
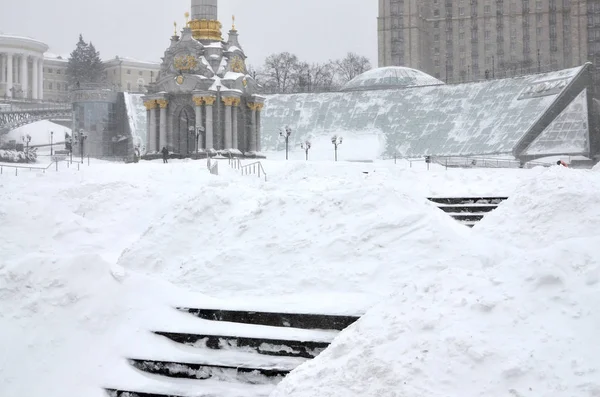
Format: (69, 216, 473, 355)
(104, 57, 160, 93)
(0, 34, 48, 100)
(378, 0, 599, 85)
(43, 54, 69, 102)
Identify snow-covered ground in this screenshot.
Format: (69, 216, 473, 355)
(0, 155, 598, 397)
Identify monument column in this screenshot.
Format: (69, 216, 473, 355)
(248, 102, 258, 152)
(37, 58, 43, 100)
(6, 53, 13, 98)
(144, 100, 157, 152)
(232, 98, 240, 150)
(204, 96, 216, 150)
(32, 57, 39, 100)
(20, 54, 28, 99)
(157, 98, 169, 150)
(222, 96, 235, 149)
(192, 96, 205, 150)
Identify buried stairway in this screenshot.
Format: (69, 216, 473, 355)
(428, 197, 508, 228)
(106, 308, 361, 397)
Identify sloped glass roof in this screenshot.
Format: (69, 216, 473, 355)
(341, 67, 445, 92)
(262, 66, 589, 159)
(523, 89, 589, 156)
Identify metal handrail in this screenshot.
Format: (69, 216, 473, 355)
(226, 154, 267, 181)
(240, 161, 267, 182)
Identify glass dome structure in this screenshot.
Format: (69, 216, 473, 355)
(341, 66, 445, 92)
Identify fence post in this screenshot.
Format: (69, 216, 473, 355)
(1, 166, 2, 175)
(445, 159, 448, 171)
(15, 168, 18, 176)
(77, 163, 80, 171)
(56, 161, 58, 172)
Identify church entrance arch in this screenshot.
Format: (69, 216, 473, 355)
(174, 105, 196, 155)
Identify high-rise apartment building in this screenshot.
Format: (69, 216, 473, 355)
(378, 0, 600, 84)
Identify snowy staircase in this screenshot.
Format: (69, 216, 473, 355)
(428, 197, 508, 228)
(105, 307, 360, 397)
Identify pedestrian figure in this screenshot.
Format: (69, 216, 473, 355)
(556, 160, 568, 167)
(161, 147, 169, 164)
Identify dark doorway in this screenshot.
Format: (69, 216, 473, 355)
(176, 106, 195, 155)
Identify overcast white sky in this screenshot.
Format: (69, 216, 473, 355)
(0, 0, 378, 68)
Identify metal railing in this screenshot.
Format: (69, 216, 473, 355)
(228, 156, 268, 181)
(0, 155, 86, 175)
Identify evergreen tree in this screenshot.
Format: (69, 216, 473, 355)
(67, 34, 106, 88)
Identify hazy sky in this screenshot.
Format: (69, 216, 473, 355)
(0, 0, 378, 68)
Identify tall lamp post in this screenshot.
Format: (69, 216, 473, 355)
(77, 130, 87, 163)
(22, 135, 32, 163)
(65, 132, 73, 163)
(50, 131, 54, 156)
(331, 135, 343, 162)
(280, 126, 292, 160)
(300, 141, 312, 161)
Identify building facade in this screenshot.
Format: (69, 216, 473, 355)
(104, 57, 160, 93)
(143, 0, 265, 157)
(0, 34, 48, 100)
(43, 54, 69, 102)
(378, 0, 599, 84)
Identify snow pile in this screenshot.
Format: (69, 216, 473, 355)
(118, 161, 504, 307)
(593, 162, 600, 171)
(477, 166, 600, 248)
(271, 168, 600, 397)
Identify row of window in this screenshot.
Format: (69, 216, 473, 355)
(45, 68, 65, 75)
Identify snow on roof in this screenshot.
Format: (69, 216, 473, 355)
(227, 46, 242, 53)
(205, 42, 223, 49)
(0, 33, 49, 52)
(223, 72, 245, 81)
(44, 53, 68, 62)
(341, 66, 445, 92)
(104, 56, 161, 68)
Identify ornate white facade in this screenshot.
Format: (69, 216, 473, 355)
(0, 34, 48, 100)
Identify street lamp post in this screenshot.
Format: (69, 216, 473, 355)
(280, 126, 292, 160)
(22, 135, 32, 163)
(331, 135, 343, 162)
(300, 141, 312, 161)
(50, 131, 54, 156)
(78, 130, 87, 163)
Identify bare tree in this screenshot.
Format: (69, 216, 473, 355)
(262, 52, 300, 94)
(335, 53, 372, 84)
(294, 61, 337, 93)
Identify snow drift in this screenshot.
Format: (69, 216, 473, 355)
(270, 168, 600, 397)
(118, 162, 502, 307)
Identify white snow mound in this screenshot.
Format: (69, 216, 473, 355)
(477, 167, 600, 249)
(271, 240, 600, 397)
(118, 163, 500, 303)
(271, 168, 600, 397)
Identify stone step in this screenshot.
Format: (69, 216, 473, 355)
(154, 332, 329, 359)
(449, 213, 486, 222)
(427, 197, 508, 205)
(129, 359, 289, 384)
(437, 204, 499, 213)
(177, 308, 360, 331)
(105, 390, 183, 397)
(105, 389, 270, 397)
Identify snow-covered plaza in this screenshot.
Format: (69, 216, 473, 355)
(0, 152, 599, 397)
